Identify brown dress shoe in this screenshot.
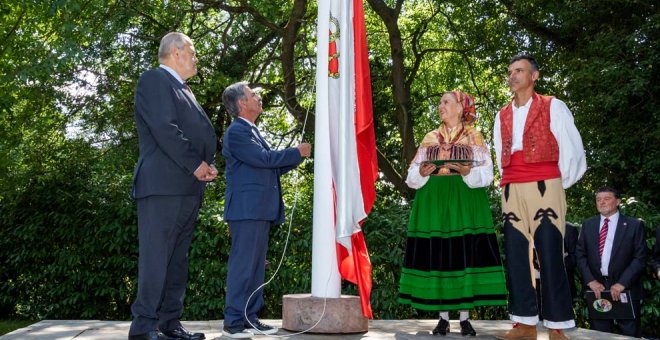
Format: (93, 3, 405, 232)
(495, 322, 537, 340)
(548, 328, 569, 340)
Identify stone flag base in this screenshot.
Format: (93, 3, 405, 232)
(282, 293, 368, 333)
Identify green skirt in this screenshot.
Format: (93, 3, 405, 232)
(398, 175, 507, 311)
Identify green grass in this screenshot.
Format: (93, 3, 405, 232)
(0, 320, 36, 336)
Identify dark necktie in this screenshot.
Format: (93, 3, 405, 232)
(183, 82, 196, 99)
(598, 218, 609, 257)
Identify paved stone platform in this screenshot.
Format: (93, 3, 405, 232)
(1, 319, 635, 339)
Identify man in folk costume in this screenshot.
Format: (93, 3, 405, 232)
(494, 54, 587, 340)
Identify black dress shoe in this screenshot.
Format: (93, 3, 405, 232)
(128, 330, 171, 340)
(432, 318, 450, 336)
(460, 319, 476, 336)
(159, 325, 205, 340)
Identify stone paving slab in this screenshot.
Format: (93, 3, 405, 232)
(1, 319, 635, 339)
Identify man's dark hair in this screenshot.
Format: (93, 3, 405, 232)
(222, 81, 249, 118)
(596, 186, 621, 199)
(509, 54, 540, 72)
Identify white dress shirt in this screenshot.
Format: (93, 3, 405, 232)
(159, 64, 184, 84)
(493, 97, 587, 189)
(600, 211, 620, 276)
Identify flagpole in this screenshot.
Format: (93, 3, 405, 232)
(282, 0, 372, 332)
(310, 0, 342, 299)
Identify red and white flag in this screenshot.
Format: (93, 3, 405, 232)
(314, 0, 378, 319)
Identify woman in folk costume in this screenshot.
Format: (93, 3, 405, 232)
(399, 91, 507, 337)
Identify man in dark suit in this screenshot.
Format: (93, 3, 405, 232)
(129, 32, 217, 340)
(220, 82, 311, 338)
(576, 186, 646, 337)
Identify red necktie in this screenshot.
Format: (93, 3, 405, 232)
(598, 218, 609, 257)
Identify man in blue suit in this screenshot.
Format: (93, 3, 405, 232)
(220, 82, 311, 338)
(129, 32, 217, 340)
(576, 186, 646, 337)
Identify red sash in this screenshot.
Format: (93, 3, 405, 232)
(500, 151, 560, 186)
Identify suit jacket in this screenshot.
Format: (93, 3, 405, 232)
(222, 118, 302, 225)
(576, 213, 647, 300)
(131, 67, 216, 199)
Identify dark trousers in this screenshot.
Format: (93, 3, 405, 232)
(590, 277, 642, 338)
(129, 195, 202, 336)
(224, 220, 271, 328)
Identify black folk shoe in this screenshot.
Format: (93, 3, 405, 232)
(460, 319, 477, 336)
(432, 318, 450, 336)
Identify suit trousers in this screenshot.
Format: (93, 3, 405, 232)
(502, 179, 575, 327)
(129, 194, 202, 335)
(224, 220, 271, 328)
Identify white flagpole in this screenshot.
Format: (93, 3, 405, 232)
(311, 0, 341, 298)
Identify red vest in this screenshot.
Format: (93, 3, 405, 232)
(499, 93, 559, 167)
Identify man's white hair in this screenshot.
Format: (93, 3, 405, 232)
(158, 32, 192, 63)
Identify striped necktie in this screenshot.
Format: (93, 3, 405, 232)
(598, 218, 609, 257)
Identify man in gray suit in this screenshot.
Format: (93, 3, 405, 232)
(220, 82, 311, 338)
(129, 32, 217, 340)
(576, 186, 646, 337)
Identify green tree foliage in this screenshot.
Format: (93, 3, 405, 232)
(0, 0, 658, 336)
(499, 0, 660, 207)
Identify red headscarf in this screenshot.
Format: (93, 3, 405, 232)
(450, 91, 476, 125)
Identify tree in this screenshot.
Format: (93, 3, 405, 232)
(0, 1, 658, 334)
(499, 0, 660, 207)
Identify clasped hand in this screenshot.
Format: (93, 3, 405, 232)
(194, 161, 218, 182)
(588, 280, 626, 301)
